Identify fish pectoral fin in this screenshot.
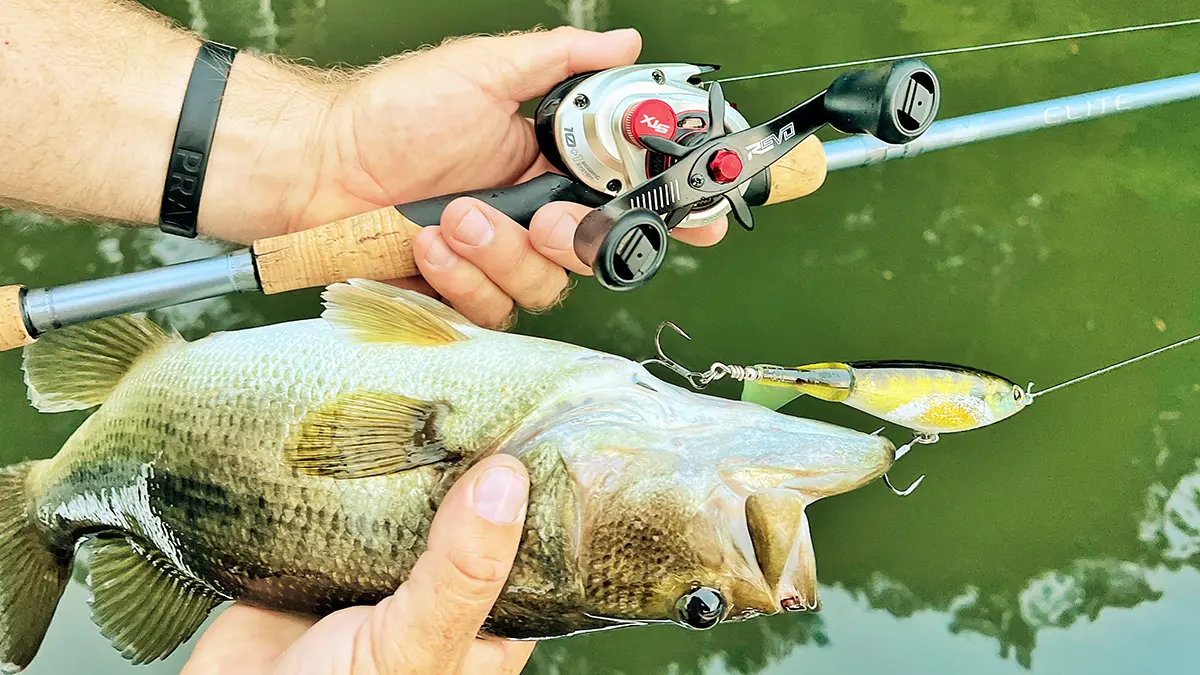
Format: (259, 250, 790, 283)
(322, 279, 473, 346)
(22, 315, 178, 412)
(745, 490, 820, 612)
(741, 380, 803, 411)
(285, 391, 456, 479)
(84, 535, 222, 665)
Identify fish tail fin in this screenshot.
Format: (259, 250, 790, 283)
(0, 462, 70, 673)
(22, 315, 178, 413)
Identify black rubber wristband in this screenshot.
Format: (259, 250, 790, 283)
(159, 42, 238, 238)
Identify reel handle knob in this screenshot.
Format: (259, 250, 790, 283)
(824, 58, 939, 144)
(574, 209, 669, 291)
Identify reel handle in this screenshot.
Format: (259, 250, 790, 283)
(575, 209, 669, 291)
(0, 286, 33, 352)
(824, 58, 940, 144)
(253, 207, 424, 294)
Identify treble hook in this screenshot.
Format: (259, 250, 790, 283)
(641, 322, 753, 389)
(882, 432, 939, 497)
(883, 473, 925, 497)
(641, 322, 714, 388)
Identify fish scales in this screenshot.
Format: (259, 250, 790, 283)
(33, 320, 586, 612)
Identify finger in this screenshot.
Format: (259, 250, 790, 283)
(527, 202, 597, 276)
(368, 455, 530, 673)
(530, 207, 731, 273)
(670, 216, 729, 247)
(184, 605, 316, 675)
(454, 27, 642, 101)
(383, 274, 439, 299)
(465, 639, 538, 675)
(440, 198, 570, 311)
(413, 225, 516, 327)
(270, 606, 374, 675)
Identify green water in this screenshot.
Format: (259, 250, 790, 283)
(3, 0, 1199, 672)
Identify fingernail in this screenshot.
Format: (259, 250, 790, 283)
(604, 27, 639, 38)
(473, 466, 528, 525)
(546, 213, 577, 251)
(423, 236, 458, 269)
(454, 207, 494, 247)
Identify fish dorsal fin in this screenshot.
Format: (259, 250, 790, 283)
(322, 280, 471, 346)
(22, 315, 178, 413)
(85, 536, 221, 665)
(347, 278, 473, 326)
(285, 391, 456, 479)
(745, 490, 819, 612)
(741, 380, 803, 411)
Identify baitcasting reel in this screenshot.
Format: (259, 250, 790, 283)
(398, 58, 940, 290)
(533, 64, 755, 230)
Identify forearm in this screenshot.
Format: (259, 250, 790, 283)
(0, 0, 334, 243)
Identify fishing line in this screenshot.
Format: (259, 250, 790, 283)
(1029, 332, 1200, 400)
(715, 17, 1200, 83)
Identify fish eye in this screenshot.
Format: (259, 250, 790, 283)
(674, 586, 726, 630)
(1013, 385, 1023, 402)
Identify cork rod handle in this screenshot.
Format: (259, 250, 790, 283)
(0, 286, 33, 352)
(252, 207, 425, 295)
(763, 135, 828, 206)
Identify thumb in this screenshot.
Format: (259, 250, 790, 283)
(366, 454, 529, 673)
(449, 26, 642, 102)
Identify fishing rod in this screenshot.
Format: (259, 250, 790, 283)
(2, 20, 1199, 352)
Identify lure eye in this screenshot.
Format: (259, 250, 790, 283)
(675, 586, 727, 630)
(1013, 385, 1024, 402)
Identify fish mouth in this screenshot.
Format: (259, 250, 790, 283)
(721, 484, 822, 615)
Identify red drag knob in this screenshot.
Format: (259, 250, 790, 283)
(707, 149, 743, 184)
(622, 99, 677, 147)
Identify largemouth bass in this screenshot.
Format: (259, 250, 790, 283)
(0, 280, 893, 671)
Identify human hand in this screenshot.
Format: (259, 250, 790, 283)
(289, 27, 728, 327)
(181, 454, 534, 675)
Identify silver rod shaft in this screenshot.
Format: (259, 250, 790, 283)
(23, 250, 259, 335)
(823, 71, 1200, 172)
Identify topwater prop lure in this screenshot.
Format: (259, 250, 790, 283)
(3, 18, 1200, 350)
(644, 323, 1200, 495)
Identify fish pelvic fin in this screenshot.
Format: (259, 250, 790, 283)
(84, 536, 221, 666)
(22, 315, 178, 413)
(0, 462, 71, 673)
(745, 490, 820, 613)
(321, 279, 472, 346)
(285, 391, 457, 479)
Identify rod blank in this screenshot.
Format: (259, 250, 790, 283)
(823, 71, 1200, 171)
(23, 251, 258, 335)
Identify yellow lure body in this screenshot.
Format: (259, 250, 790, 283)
(743, 361, 1029, 434)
